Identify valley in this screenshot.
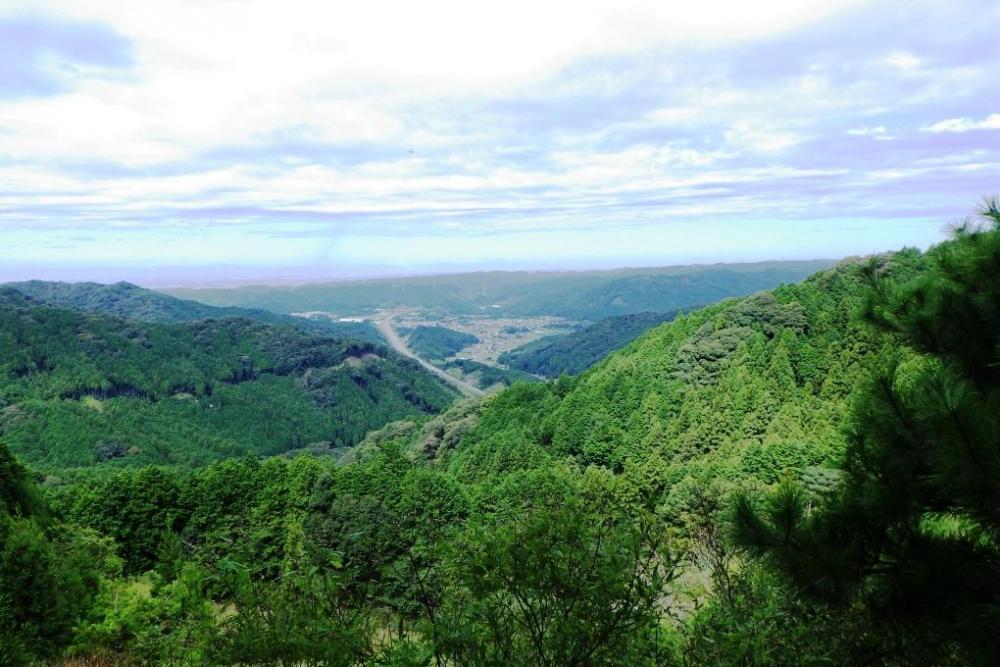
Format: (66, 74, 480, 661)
(4, 2, 996, 662)
(4, 213, 1000, 664)
(370, 310, 486, 397)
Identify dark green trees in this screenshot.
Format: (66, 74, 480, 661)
(734, 201, 1000, 664)
(0, 441, 113, 665)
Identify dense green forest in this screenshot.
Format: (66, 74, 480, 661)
(402, 325, 479, 362)
(499, 311, 681, 377)
(2, 280, 386, 344)
(0, 291, 455, 470)
(165, 261, 833, 319)
(2, 205, 999, 665)
(440, 359, 538, 391)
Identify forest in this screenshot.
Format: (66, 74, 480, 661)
(1, 202, 998, 665)
(0, 291, 455, 470)
(402, 326, 480, 363)
(2, 280, 387, 343)
(499, 311, 681, 377)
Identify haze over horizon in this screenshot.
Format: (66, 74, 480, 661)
(2, 0, 998, 284)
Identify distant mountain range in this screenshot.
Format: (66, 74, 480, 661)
(2, 279, 385, 344)
(162, 260, 837, 320)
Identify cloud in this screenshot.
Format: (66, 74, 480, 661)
(0, 14, 132, 100)
(923, 113, 1000, 133)
(847, 126, 887, 136)
(882, 51, 922, 70)
(1, 0, 1000, 280)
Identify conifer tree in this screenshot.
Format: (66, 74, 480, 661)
(734, 199, 1000, 664)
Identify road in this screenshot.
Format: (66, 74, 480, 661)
(373, 311, 485, 398)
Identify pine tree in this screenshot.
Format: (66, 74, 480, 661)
(733, 200, 1000, 664)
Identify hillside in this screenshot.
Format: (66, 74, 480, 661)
(361, 248, 927, 498)
(403, 325, 479, 361)
(8, 214, 1000, 665)
(0, 290, 456, 469)
(441, 358, 538, 390)
(3, 280, 385, 344)
(499, 310, 681, 377)
(164, 260, 835, 319)
(442, 254, 921, 481)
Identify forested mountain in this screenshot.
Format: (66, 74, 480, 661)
(503, 266, 832, 320)
(368, 248, 923, 498)
(165, 260, 834, 319)
(0, 291, 456, 469)
(499, 310, 681, 377)
(3, 280, 385, 343)
(4, 206, 998, 665)
(402, 325, 479, 361)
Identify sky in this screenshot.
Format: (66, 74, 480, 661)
(0, 0, 998, 285)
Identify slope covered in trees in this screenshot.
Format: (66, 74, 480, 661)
(0, 292, 456, 469)
(4, 205, 999, 665)
(402, 325, 479, 361)
(441, 358, 538, 390)
(499, 310, 681, 377)
(1, 440, 113, 664)
(2, 280, 386, 343)
(442, 250, 925, 487)
(735, 203, 1000, 663)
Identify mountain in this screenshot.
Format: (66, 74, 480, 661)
(6, 208, 999, 665)
(402, 325, 479, 361)
(0, 290, 456, 470)
(498, 311, 681, 377)
(380, 248, 927, 491)
(3, 280, 385, 344)
(451, 258, 908, 475)
(162, 260, 836, 319)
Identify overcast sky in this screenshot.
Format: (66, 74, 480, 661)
(1, 0, 998, 285)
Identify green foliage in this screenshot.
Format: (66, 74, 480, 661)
(441, 357, 538, 389)
(2, 279, 362, 338)
(441, 251, 923, 492)
(683, 561, 876, 666)
(439, 487, 679, 666)
(10, 207, 1000, 663)
(70, 567, 219, 665)
(734, 203, 1000, 664)
(0, 439, 46, 518)
(500, 310, 681, 377)
(0, 297, 456, 469)
(404, 324, 478, 361)
(214, 561, 377, 667)
(0, 441, 117, 664)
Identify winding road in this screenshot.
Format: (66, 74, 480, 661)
(373, 311, 485, 398)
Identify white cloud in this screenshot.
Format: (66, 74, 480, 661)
(0, 0, 861, 167)
(724, 123, 801, 153)
(883, 51, 922, 70)
(847, 125, 894, 140)
(847, 125, 886, 136)
(1, 0, 998, 276)
(923, 114, 1000, 133)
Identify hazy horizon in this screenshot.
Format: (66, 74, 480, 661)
(1, 256, 840, 290)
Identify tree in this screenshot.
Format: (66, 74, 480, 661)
(440, 487, 678, 666)
(734, 200, 1000, 664)
(0, 442, 114, 664)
